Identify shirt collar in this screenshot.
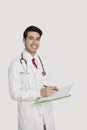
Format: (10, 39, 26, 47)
(23, 50, 38, 66)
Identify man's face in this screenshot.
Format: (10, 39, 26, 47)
(23, 31, 41, 56)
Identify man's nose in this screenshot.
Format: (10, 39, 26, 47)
(33, 39, 37, 44)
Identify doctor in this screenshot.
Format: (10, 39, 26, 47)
(8, 25, 57, 130)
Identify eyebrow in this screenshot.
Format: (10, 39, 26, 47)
(28, 36, 40, 39)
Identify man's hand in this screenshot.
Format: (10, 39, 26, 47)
(40, 86, 58, 97)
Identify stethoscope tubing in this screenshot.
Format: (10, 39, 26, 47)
(20, 52, 46, 76)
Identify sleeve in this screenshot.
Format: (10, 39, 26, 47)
(8, 62, 41, 102)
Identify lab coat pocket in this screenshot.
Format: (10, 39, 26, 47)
(20, 72, 29, 80)
(20, 72, 32, 90)
(18, 102, 34, 119)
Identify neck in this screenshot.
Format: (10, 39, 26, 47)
(25, 49, 36, 57)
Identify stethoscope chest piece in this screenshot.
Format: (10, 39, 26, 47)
(42, 71, 46, 76)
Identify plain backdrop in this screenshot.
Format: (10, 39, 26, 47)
(0, 0, 87, 130)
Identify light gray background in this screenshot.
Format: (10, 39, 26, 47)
(0, 0, 87, 130)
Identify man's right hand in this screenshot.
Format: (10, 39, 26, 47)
(40, 86, 57, 97)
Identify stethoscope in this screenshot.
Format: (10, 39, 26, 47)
(20, 52, 46, 76)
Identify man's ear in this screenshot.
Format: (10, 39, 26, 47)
(23, 38, 25, 45)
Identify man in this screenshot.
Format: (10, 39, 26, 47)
(8, 25, 57, 130)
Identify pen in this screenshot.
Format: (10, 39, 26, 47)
(43, 85, 58, 91)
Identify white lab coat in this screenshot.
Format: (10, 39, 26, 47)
(8, 50, 55, 130)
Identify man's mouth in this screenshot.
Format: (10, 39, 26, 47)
(31, 45, 37, 49)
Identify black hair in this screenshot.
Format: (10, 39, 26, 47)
(23, 25, 43, 39)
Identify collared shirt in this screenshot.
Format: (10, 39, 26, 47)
(23, 50, 38, 75)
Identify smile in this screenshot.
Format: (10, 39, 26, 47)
(31, 45, 37, 49)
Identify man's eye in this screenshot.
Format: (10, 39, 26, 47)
(36, 38, 40, 41)
(29, 37, 33, 40)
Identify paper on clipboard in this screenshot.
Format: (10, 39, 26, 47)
(35, 84, 73, 104)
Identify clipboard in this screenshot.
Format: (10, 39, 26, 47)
(34, 84, 73, 104)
